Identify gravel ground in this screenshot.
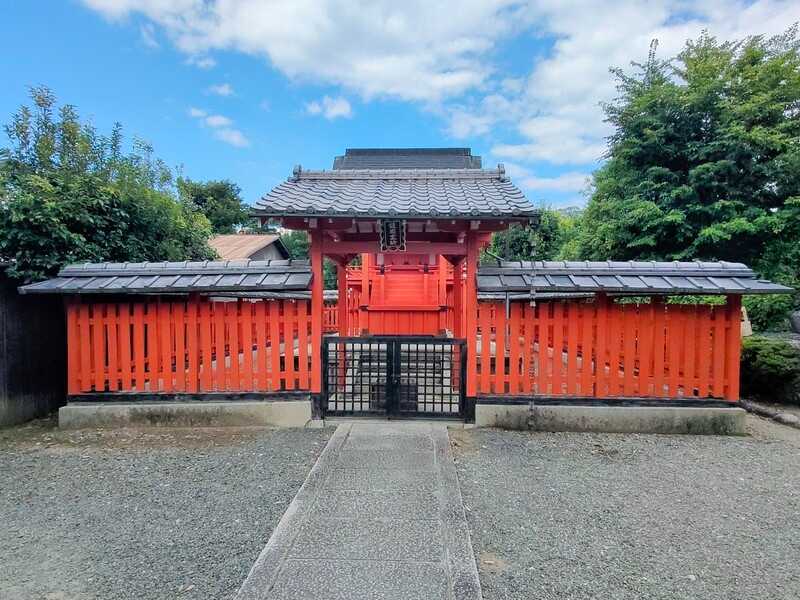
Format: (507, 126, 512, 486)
(452, 415, 800, 600)
(0, 420, 332, 600)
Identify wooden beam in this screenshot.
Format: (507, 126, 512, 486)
(322, 240, 466, 255)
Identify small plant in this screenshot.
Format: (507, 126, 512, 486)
(740, 335, 800, 404)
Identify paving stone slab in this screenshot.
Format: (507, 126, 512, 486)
(264, 560, 449, 600)
(234, 423, 482, 600)
(317, 488, 440, 520)
(290, 517, 443, 561)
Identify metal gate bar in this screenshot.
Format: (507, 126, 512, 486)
(322, 336, 466, 418)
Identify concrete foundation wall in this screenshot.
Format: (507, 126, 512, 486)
(59, 400, 313, 429)
(476, 402, 746, 435)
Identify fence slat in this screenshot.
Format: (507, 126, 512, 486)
(537, 303, 550, 395)
(509, 302, 521, 395)
(269, 301, 282, 391)
(637, 303, 653, 396)
(623, 304, 636, 396)
(106, 303, 118, 392)
(132, 304, 145, 392)
(552, 302, 564, 395)
(92, 304, 105, 392)
(297, 300, 309, 389)
(494, 302, 507, 394)
(241, 301, 254, 390)
(479, 303, 491, 394)
(580, 302, 594, 396)
(213, 302, 225, 391)
(724, 297, 741, 400)
(256, 301, 268, 390)
(186, 299, 199, 393)
(229, 302, 241, 389)
(696, 306, 711, 397)
(667, 307, 682, 397)
(683, 305, 696, 397)
(284, 302, 297, 390)
(173, 302, 186, 392)
(521, 304, 533, 394)
(566, 302, 578, 395)
(146, 301, 159, 392)
(118, 304, 132, 390)
(200, 301, 213, 392)
(160, 302, 173, 393)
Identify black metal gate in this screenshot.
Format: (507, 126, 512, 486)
(322, 336, 466, 418)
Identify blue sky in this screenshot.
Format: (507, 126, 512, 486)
(2, 1, 797, 208)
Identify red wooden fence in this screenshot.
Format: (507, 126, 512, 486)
(66, 297, 312, 395)
(474, 296, 742, 401)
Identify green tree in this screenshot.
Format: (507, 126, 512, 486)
(178, 178, 251, 233)
(487, 208, 580, 262)
(0, 87, 215, 282)
(578, 30, 800, 281)
(279, 229, 310, 259)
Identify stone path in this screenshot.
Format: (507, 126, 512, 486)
(235, 422, 482, 600)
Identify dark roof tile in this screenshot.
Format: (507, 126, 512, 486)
(478, 261, 793, 295)
(19, 260, 312, 295)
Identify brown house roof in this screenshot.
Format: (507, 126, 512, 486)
(209, 234, 289, 260)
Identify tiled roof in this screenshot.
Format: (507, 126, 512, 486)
(18, 260, 312, 295)
(333, 148, 482, 170)
(209, 234, 288, 259)
(477, 261, 793, 295)
(254, 166, 536, 219)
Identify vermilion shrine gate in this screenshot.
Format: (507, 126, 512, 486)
(20, 148, 793, 428)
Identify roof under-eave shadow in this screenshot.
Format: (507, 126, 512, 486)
(18, 260, 312, 295)
(477, 261, 794, 295)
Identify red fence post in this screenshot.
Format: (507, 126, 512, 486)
(725, 295, 742, 401)
(310, 228, 324, 394)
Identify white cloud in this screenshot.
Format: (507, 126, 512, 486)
(501, 162, 590, 193)
(213, 128, 250, 147)
(186, 55, 216, 69)
(204, 114, 233, 127)
(85, 0, 800, 180)
(207, 83, 234, 97)
(80, 0, 527, 102)
(521, 171, 591, 193)
(305, 95, 353, 120)
(139, 22, 158, 48)
(187, 107, 249, 147)
(451, 0, 800, 169)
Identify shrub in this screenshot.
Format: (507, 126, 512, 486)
(743, 293, 798, 332)
(740, 335, 800, 404)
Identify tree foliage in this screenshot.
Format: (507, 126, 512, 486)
(178, 178, 252, 234)
(487, 208, 580, 262)
(578, 29, 800, 285)
(0, 87, 215, 282)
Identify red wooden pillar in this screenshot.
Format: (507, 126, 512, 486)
(465, 232, 479, 398)
(725, 294, 742, 401)
(310, 228, 323, 393)
(451, 257, 464, 338)
(337, 260, 348, 338)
